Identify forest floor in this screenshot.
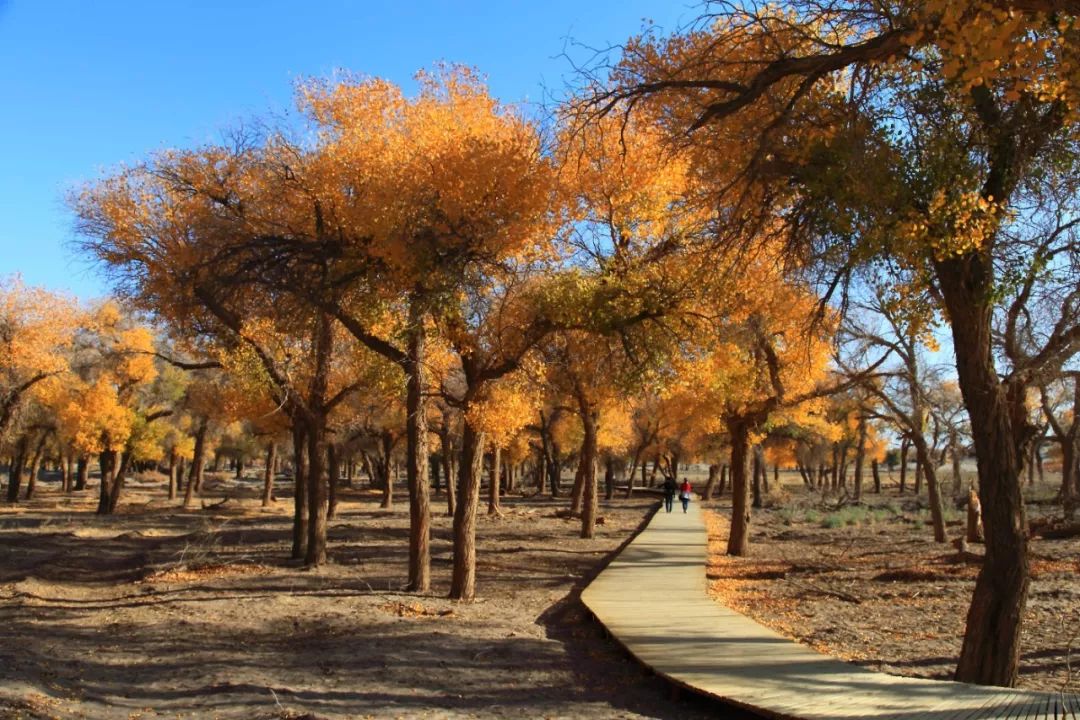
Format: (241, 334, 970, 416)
(0, 472, 745, 720)
(703, 471, 1080, 694)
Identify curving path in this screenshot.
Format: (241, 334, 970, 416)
(581, 500, 1078, 719)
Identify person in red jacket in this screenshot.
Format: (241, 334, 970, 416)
(679, 479, 692, 513)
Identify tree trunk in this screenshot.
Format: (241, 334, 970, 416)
(549, 444, 562, 497)
(5, 435, 28, 503)
(719, 464, 728, 495)
(327, 442, 339, 520)
(727, 420, 752, 556)
(303, 310, 334, 568)
(487, 445, 502, 516)
(751, 445, 763, 509)
(967, 488, 985, 543)
(604, 456, 615, 501)
(106, 449, 130, 513)
(379, 430, 393, 510)
(580, 410, 599, 540)
(624, 453, 637, 499)
(1060, 438, 1076, 506)
(951, 431, 964, 497)
(912, 437, 947, 543)
(854, 414, 867, 502)
(75, 455, 88, 491)
(184, 421, 208, 509)
(838, 445, 849, 488)
(24, 432, 47, 500)
(290, 421, 309, 561)
(404, 312, 431, 592)
(899, 438, 909, 494)
(914, 452, 923, 495)
(569, 451, 586, 516)
(703, 464, 719, 500)
(938, 255, 1030, 687)
(872, 459, 881, 494)
(96, 447, 117, 514)
(450, 422, 485, 600)
(305, 414, 328, 567)
(262, 441, 276, 507)
(60, 451, 71, 493)
(1025, 442, 1036, 486)
(796, 464, 811, 487)
(441, 429, 456, 517)
(167, 449, 178, 500)
(831, 444, 840, 490)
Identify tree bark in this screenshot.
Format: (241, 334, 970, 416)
(872, 459, 881, 494)
(751, 445, 763, 509)
(580, 410, 599, 539)
(951, 431, 964, 497)
(105, 449, 130, 513)
(487, 445, 502, 516)
(914, 452, 923, 495)
(624, 452, 637, 499)
(60, 451, 71, 493)
(938, 255, 1031, 687)
(167, 448, 178, 500)
(450, 422, 485, 600)
(305, 413, 328, 567)
(303, 310, 334, 568)
(899, 438, 909, 494)
(24, 432, 47, 500)
(967, 488, 985, 543)
(569, 451, 586, 516)
(379, 430, 393, 510)
(290, 421, 308, 560)
(727, 420, 752, 556)
(703, 463, 719, 499)
(96, 447, 117, 514)
(441, 428, 456, 517)
(184, 421, 208, 509)
(912, 436, 947, 543)
(854, 414, 867, 502)
(604, 456, 615, 501)
(5, 435, 28, 503)
(262, 441, 276, 507)
(404, 309, 431, 592)
(831, 444, 840, 490)
(327, 442, 339, 520)
(75, 455, 88, 491)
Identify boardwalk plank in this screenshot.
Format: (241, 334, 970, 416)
(581, 502, 1076, 720)
(1068, 693, 1080, 720)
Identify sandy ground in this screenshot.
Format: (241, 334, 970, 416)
(0, 472, 750, 720)
(703, 472, 1080, 693)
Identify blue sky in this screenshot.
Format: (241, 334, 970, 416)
(0, 0, 693, 301)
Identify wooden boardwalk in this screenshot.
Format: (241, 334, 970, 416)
(581, 501, 1078, 719)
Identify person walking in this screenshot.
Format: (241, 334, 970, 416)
(662, 477, 677, 513)
(679, 479, 692, 513)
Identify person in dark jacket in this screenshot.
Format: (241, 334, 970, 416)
(662, 477, 677, 512)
